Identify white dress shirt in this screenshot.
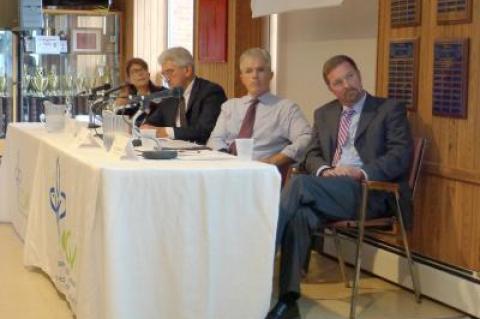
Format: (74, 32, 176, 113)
(165, 77, 195, 139)
(207, 92, 312, 162)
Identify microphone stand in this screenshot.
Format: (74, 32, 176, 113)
(87, 93, 101, 129)
(130, 95, 145, 145)
(129, 95, 163, 150)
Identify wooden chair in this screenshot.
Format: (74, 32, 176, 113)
(298, 137, 427, 319)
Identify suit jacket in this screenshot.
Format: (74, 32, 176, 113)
(301, 94, 414, 227)
(145, 77, 227, 144)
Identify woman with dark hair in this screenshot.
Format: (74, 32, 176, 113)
(114, 57, 165, 113)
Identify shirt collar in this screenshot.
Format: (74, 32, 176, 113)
(244, 91, 272, 105)
(183, 77, 196, 98)
(342, 91, 367, 114)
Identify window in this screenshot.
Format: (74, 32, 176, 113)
(167, 0, 194, 53)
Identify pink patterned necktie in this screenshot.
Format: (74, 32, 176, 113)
(332, 108, 355, 166)
(228, 98, 259, 154)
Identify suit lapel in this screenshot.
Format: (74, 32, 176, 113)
(186, 78, 201, 118)
(355, 94, 378, 140)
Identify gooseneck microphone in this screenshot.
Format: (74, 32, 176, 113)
(99, 83, 128, 97)
(78, 83, 112, 96)
(129, 86, 184, 127)
(128, 86, 184, 109)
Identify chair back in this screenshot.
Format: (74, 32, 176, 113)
(408, 137, 427, 200)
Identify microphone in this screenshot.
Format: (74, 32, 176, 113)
(78, 83, 111, 97)
(148, 86, 184, 103)
(100, 83, 128, 97)
(91, 83, 112, 95)
(129, 87, 185, 143)
(129, 86, 184, 105)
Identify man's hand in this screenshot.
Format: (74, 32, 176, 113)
(140, 124, 168, 138)
(321, 166, 365, 181)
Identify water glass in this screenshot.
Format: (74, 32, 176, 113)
(42, 101, 66, 133)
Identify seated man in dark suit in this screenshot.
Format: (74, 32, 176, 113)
(266, 55, 413, 319)
(141, 47, 227, 144)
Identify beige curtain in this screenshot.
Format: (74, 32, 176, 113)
(133, 0, 167, 85)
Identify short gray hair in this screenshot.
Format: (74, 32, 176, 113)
(158, 47, 194, 69)
(239, 48, 272, 72)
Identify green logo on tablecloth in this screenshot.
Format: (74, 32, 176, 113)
(49, 157, 77, 269)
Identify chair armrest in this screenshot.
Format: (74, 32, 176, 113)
(366, 180, 399, 193)
(291, 166, 303, 175)
(327, 217, 396, 230)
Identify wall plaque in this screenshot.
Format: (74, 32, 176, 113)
(387, 39, 419, 110)
(437, 0, 472, 24)
(432, 39, 469, 118)
(198, 0, 228, 62)
(390, 0, 421, 28)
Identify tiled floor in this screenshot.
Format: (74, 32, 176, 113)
(274, 254, 470, 319)
(0, 223, 469, 319)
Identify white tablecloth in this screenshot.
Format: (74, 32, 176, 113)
(0, 123, 281, 319)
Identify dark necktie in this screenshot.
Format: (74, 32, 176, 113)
(332, 108, 355, 166)
(228, 98, 259, 154)
(177, 96, 187, 127)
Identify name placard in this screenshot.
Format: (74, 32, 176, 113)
(388, 39, 419, 110)
(432, 39, 469, 118)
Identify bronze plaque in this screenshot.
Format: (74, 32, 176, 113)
(388, 39, 419, 110)
(391, 0, 421, 28)
(432, 39, 469, 118)
(437, 0, 472, 24)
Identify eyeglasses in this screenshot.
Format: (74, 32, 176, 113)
(129, 67, 148, 76)
(161, 68, 177, 78)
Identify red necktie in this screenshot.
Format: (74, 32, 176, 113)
(332, 109, 355, 166)
(229, 99, 259, 154)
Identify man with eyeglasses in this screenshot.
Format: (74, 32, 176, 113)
(265, 55, 413, 319)
(141, 47, 227, 144)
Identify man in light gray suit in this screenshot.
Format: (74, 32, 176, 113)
(266, 55, 413, 319)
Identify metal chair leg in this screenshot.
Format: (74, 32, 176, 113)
(349, 182, 368, 319)
(333, 229, 350, 288)
(395, 193, 422, 303)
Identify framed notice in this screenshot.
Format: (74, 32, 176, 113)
(390, 0, 421, 28)
(71, 28, 102, 53)
(198, 0, 227, 62)
(387, 39, 419, 110)
(432, 39, 469, 118)
(437, 0, 472, 25)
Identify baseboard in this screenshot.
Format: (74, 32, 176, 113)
(323, 233, 480, 318)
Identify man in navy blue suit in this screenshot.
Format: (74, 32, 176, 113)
(266, 55, 413, 319)
(141, 47, 227, 145)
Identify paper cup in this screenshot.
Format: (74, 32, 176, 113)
(235, 138, 254, 160)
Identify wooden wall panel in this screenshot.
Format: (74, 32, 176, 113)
(377, 0, 480, 271)
(194, 0, 267, 98)
(113, 0, 133, 81)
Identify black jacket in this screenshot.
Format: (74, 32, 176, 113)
(145, 77, 227, 144)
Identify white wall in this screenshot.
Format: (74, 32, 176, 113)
(273, 0, 378, 122)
